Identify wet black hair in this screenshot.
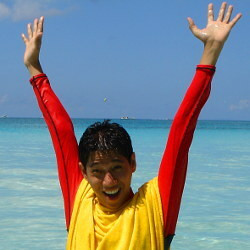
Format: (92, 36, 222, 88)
(78, 120, 133, 167)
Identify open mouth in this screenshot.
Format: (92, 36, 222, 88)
(103, 188, 121, 200)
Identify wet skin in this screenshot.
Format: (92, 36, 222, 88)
(79, 151, 136, 210)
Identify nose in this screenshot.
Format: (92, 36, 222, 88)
(103, 172, 117, 186)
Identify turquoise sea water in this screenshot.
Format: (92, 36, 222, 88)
(0, 118, 250, 250)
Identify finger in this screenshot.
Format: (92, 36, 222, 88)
(187, 17, 199, 35)
(38, 16, 44, 33)
(21, 33, 28, 44)
(223, 5, 233, 23)
(229, 13, 242, 28)
(33, 18, 38, 34)
(37, 16, 44, 33)
(207, 3, 214, 22)
(27, 23, 33, 39)
(217, 2, 227, 21)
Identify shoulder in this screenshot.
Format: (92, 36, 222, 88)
(75, 179, 95, 201)
(138, 177, 159, 194)
(134, 177, 161, 207)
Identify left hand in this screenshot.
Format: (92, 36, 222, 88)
(22, 16, 44, 76)
(187, 2, 242, 46)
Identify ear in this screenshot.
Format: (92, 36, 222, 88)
(130, 152, 136, 173)
(79, 162, 88, 180)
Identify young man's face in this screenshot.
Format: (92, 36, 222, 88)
(80, 151, 136, 210)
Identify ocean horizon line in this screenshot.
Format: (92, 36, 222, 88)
(1, 116, 250, 122)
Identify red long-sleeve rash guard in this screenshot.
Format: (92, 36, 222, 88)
(30, 65, 215, 237)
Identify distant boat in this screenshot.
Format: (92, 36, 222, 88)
(120, 116, 135, 120)
(0, 115, 7, 118)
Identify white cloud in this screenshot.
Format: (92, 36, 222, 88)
(0, 94, 8, 104)
(0, 0, 63, 21)
(229, 99, 250, 111)
(0, 3, 10, 19)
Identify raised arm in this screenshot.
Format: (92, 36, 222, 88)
(158, 2, 242, 242)
(22, 17, 83, 230)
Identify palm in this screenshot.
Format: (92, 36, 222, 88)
(188, 3, 242, 45)
(200, 21, 232, 43)
(24, 34, 42, 65)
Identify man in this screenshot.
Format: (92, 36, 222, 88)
(22, 2, 241, 249)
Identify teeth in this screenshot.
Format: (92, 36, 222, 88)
(104, 189, 119, 195)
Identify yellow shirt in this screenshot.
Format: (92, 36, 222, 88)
(67, 177, 164, 250)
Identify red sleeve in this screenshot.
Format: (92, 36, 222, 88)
(158, 65, 216, 237)
(30, 74, 83, 230)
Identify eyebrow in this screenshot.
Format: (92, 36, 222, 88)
(89, 159, 124, 168)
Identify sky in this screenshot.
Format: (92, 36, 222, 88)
(0, 0, 249, 120)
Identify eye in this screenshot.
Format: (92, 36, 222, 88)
(92, 169, 101, 174)
(113, 165, 122, 171)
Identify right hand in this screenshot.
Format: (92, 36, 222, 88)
(22, 17, 44, 75)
